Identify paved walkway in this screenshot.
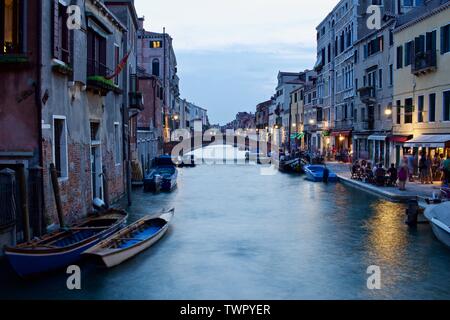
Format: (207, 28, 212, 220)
(326, 162, 443, 202)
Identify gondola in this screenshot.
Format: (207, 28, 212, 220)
(144, 156, 178, 192)
(4, 210, 128, 277)
(278, 158, 306, 174)
(83, 208, 175, 268)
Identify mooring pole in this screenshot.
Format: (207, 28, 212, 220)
(50, 163, 65, 228)
(102, 166, 110, 208)
(18, 166, 31, 242)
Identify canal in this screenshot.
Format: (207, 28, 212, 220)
(1, 162, 450, 299)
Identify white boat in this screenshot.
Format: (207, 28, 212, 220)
(83, 208, 175, 268)
(424, 202, 450, 248)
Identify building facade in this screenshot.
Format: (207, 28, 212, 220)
(40, 0, 133, 226)
(392, 0, 450, 164)
(0, 0, 43, 248)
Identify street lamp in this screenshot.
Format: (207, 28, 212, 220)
(309, 119, 315, 125)
(385, 108, 393, 116)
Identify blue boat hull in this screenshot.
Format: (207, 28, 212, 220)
(6, 239, 100, 277)
(4, 213, 126, 277)
(304, 166, 338, 182)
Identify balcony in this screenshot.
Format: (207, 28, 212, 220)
(129, 74, 144, 112)
(129, 92, 144, 112)
(356, 120, 374, 131)
(358, 86, 376, 105)
(334, 119, 353, 130)
(86, 59, 122, 96)
(412, 50, 437, 76)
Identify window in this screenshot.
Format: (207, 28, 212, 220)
(426, 30, 437, 52)
(378, 69, 383, 89)
(53, 117, 68, 179)
(87, 29, 107, 76)
(114, 123, 121, 165)
(444, 91, 450, 121)
(396, 100, 401, 124)
(152, 58, 160, 77)
(53, 1, 70, 64)
(429, 93, 436, 122)
(405, 41, 413, 66)
(418, 95, 424, 123)
(389, 30, 394, 46)
(1, 0, 21, 54)
(414, 35, 425, 57)
(441, 25, 450, 54)
(404, 98, 413, 124)
(114, 45, 120, 85)
(389, 64, 393, 86)
(150, 40, 162, 48)
(397, 46, 403, 69)
(367, 36, 384, 57)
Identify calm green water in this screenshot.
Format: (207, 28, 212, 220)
(1, 163, 449, 300)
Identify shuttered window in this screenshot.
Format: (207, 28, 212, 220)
(397, 46, 403, 69)
(441, 25, 450, 54)
(52, 0, 71, 64)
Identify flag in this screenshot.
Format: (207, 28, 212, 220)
(105, 50, 131, 80)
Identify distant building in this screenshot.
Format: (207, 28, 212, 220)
(269, 72, 304, 148)
(256, 99, 272, 131)
(137, 17, 180, 142)
(137, 67, 164, 173)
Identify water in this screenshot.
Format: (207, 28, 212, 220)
(1, 162, 450, 300)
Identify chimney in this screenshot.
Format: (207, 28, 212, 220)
(138, 16, 145, 31)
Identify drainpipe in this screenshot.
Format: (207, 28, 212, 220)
(36, 0, 45, 236)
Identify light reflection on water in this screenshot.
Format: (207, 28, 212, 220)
(0, 161, 449, 300)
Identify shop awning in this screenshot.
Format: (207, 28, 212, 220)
(368, 134, 387, 141)
(404, 135, 450, 148)
(331, 131, 351, 137)
(388, 135, 412, 143)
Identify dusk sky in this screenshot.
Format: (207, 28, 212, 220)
(134, 0, 338, 125)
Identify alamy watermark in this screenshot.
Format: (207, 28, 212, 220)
(367, 265, 382, 290)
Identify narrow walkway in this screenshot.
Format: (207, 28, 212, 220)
(326, 162, 443, 202)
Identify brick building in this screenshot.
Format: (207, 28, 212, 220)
(0, 0, 44, 248)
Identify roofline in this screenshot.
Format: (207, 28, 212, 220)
(394, 2, 450, 34)
(104, 0, 140, 28)
(90, 0, 128, 32)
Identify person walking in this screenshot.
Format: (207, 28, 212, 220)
(398, 160, 409, 191)
(426, 154, 433, 184)
(419, 152, 427, 184)
(443, 152, 450, 186)
(407, 153, 415, 182)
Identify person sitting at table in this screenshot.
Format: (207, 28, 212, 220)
(365, 163, 374, 183)
(375, 163, 386, 186)
(387, 163, 398, 187)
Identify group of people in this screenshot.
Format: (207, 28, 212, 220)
(351, 160, 398, 187)
(351, 151, 450, 191)
(397, 151, 450, 190)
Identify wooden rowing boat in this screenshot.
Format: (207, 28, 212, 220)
(4, 209, 128, 277)
(83, 208, 175, 268)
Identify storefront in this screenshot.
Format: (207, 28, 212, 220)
(403, 135, 450, 159)
(368, 134, 388, 167)
(388, 135, 412, 167)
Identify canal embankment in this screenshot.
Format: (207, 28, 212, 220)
(326, 162, 442, 203)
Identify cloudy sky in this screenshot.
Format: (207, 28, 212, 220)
(134, 0, 337, 124)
